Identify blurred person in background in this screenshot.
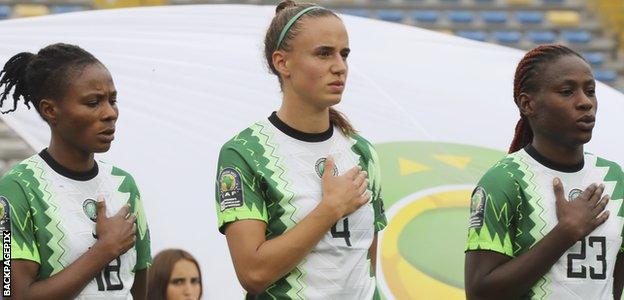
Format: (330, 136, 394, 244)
(148, 249, 202, 300)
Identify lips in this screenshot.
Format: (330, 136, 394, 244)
(576, 115, 595, 131)
(98, 128, 115, 142)
(328, 80, 345, 93)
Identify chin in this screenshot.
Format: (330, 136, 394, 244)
(92, 143, 112, 153)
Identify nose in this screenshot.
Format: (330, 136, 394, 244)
(576, 91, 594, 111)
(101, 100, 118, 122)
(330, 53, 347, 75)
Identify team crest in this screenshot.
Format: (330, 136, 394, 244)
(315, 158, 339, 178)
(0, 196, 9, 232)
(469, 186, 486, 228)
(83, 198, 98, 222)
(219, 167, 244, 211)
(569, 188, 583, 201)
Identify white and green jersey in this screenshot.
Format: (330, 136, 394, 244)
(0, 150, 151, 299)
(466, 145, 624, 299)
(215, 112, 387, 300)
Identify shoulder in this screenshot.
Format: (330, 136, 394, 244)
(99, 162, 141, 193)
(0, 154, 41, 186)
(591, 154, 623, 173)
(219, 121, 270, 158)
(477, 153, 524, 191)
(348, 133, 378, 158)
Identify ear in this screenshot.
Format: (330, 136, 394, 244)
(39, 98, 58, 125)
(272, 50, 290, 79)
(517, 92, 535, 117)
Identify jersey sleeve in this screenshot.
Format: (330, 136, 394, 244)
(215, 143, 268, 234)
(368, 145, 387, 232)
(0, 175, 40, 264)
(465, 167, 518, 257)
(111, 167, 152, 271)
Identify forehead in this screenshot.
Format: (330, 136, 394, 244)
(67, 63, 115, 95)
(291, 15, 348, 48)
(171, 259, 199, 276)
(539, 55, 594, 85)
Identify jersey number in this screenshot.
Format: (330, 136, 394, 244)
(331, 218, 351, 246)
(95, 257, 124, 291)
(567, 236, 606, 280)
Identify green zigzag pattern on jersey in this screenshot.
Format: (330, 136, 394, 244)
(350, 135, 387, 231)
(27, 158, 67, 278)
(248, 122, 305, 299)
(6, 163, 40, 261)
(595, 158, 624, 215)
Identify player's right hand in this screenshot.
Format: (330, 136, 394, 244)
(554, 178, 609, 242)
(320, 155, 370, 219)
(94, 196, 137, 259)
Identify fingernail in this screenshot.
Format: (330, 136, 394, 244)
(553, 178, 560, 185)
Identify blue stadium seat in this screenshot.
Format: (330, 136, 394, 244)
(481, 11, 508, 24)
(411, 10, 439, 23)
(341, 9, 371, 18)
(378, 10, 404, 23)
(448, 11, 475, 24)
(456, 30, 487, 42)
(492, 30, 521, 43)
(583, 52, 605, 66)
(0, 5, 10, 19)
(527, 30, 557, 43)
(593, 70, 617, 83)
(515, 11, 544, 24)
(561, 30, 591, 44)
(51, 5, 85, 14)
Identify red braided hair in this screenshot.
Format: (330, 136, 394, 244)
(508, 44, 586, 153)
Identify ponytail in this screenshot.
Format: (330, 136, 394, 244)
(0, 52, 36, 114)
(329, 107, 356, 136)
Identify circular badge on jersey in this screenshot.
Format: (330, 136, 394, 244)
(82, 198, 98, 222)
(0, 196, 9, 231)
(219, 167, 244, 211)
(315, 158, 339, 178)
(569, 188, 583, 201)
(469, 186, 486, 228)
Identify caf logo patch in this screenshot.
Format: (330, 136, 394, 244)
(0, 196, 9, 231)
(568, 189, 583, 201)
(315, 158, 339, 178)
(469, 186, 486, 228)
(82, 198, 98, 222)
(219, 167, 244, 211)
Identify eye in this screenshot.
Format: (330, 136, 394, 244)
(171, 278, 184, 286)
(585, 88, 596, 97)
(191, 277, 200, 284)
(86, 99, 99, 107)
(558, 89, 574, 97)
(340, 50, 350, 60)
(109, 98, 118, 105)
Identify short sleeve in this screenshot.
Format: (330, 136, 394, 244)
(215, 145, 268, 234)
(465, 169, 518, 257)
(368, 146, 387, 232)
(0, 176, 40, 264)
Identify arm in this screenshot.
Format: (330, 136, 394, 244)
(131, 269, 148, 300)
(12, 199, 137, 300)
(369, 233, 378, 275)
(465, 180, 608, 300)
(223, 156, 369, 295)
(614, 252, 624, 300)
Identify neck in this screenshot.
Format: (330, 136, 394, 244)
(48, 132, 95, 173)
(278, 90, 330, 134)
(531, 135, 584, 167)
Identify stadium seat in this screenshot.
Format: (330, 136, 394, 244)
(50, 5, 85, 14)
(341, 9, 371, 18)
(439, 0, 461, 3)
(448, 11, 475, 24)
(474, 0, 495, 2)
(583, 52, 605, 66)
(594, 70, 618, 83)
(515, 11, 544, 24)
(13, 4, 50, 18)
(543, 0, 565, 4)
(481, 11, 508, 24)
(492, 30, 521, 43)
(0, 5, 10, 19)
(506, 0, 536, 5)
(546, 11, 580, 27)
(456, 30, 487, 42)
(561, 30, 591, 44)
(526, 30, 557, 43)
(377, 10, 404, 23)
(412, 10, 439, 23)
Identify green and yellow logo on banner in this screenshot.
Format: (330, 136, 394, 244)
(375, 141, 503, 299)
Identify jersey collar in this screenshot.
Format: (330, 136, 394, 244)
(524, 144, 584, 173)
(268, 111, 334, 142)
(39, 149, 99, 181)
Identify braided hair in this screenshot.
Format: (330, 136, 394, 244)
(508, 44, 586, 153)
(0, 43, 100, 116)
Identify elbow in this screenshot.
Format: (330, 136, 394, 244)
(239, 269, 272, 295)
(465, 278, 491, 300)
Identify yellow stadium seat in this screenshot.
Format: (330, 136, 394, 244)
(93, 0, 141, 9)
(437, 29, 454, 35)
(505, 0, 535, 5)
(546, 10, 581, 26)
(13, 4, 50, 18)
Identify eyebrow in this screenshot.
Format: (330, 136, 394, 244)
(314, 45, 350, 52)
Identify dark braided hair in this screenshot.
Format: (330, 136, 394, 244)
(0, 43, 100, 115)
(264, 0, 357, 135)
(508, 44, 586, 153)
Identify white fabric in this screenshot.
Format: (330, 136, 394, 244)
(0, 5, 623, 299)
